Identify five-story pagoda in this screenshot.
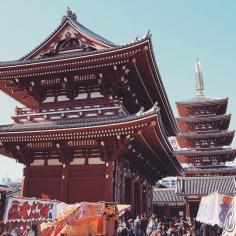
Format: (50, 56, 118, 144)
(0, 9, 181, 214)
(174, 59, 236, 217)
(175, 59, 236, 177)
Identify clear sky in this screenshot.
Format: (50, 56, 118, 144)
(0, 0, 236, 180)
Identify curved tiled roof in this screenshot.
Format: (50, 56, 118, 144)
(176, 176, 236, 196)
(184, 166, 236, 173)
(178, 130, 235, 139)
(176, 147, 236, 156)
(153, 189, 184, 205)
(20, 15, 116, 61)
(176, 114, 231, 123)
(176, 96, 228, 106)
(70, 18, 115, 47)
(0, 37, 147, 68)
(0, 110, 157, 133)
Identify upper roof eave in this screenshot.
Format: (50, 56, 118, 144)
(0, 37, 149, 69)
(0, 36, 178, 136)
(146, 37, 178, 135)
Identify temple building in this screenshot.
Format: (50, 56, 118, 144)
(0, 9, 182, 214)
(153, 59, 236, 218)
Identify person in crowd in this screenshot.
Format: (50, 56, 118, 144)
(133, 215, 143, 236)
(127, 219, 135, 236)
(140, 214, 148, 235)
(115, 212, 228, 236)
(200, 223, 210, 236)
(167, 222, 177, 236)
(117, 219, 129, 236)
(146, 218, 156, 236)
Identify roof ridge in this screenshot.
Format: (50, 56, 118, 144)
(19, 10, 116, 61)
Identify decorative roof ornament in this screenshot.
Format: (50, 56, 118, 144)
(136, 106, 145, 116)
(62, 7, 77, 23)
(195, 58, 204, 96)
(146, 30, 152, 38)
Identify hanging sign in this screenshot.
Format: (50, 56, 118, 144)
(223, 195, 236, 236)
(3, 197, 57, 223)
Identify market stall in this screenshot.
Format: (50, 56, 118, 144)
(196, 192, 232, 228)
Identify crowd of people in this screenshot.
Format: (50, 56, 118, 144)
(116, 212, 222, 236)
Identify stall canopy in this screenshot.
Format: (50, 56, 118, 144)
(196, 192, 232, 228)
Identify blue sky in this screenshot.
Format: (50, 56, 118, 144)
(0, 0, 236, 180)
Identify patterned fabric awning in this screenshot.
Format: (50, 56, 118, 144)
(175, 176, 236, 196)
(153, 189, 185, 205)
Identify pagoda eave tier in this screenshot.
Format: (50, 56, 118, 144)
(176, 148, 236, 163)
(0, 110, 182, 179)
(176, 114, 231, 132)
(177, 130, 235, 148)
(183, 166, 236, 176)
(176, 96, 228, 117)
(0, 37, 177, 136)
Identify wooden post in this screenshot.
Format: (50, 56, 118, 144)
(138, 181, 142, 215)
(163, 205, 170, 217)
(22, 164, 29, 197)
(130, 178, 135, 215)
(105, 161, 113, 202)
(60, 163, 69, 202)
(142, 184, 148, 213)
(185, 198, 190, 218)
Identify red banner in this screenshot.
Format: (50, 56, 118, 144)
(3, 197, 57, 223)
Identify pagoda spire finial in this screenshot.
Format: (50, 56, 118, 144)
(195, 58, 204, 96)
(62, 7, 77, 23)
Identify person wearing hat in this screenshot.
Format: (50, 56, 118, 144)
(127, 219, 135, 236)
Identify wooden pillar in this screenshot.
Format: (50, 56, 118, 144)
(130, 178, 135, 214)
(185, 198, 190, 218)
(134, 180, 142, 215)
(60, 163, 69, 202)
(120, 174, 125, 204)
(22, 164, 30, 197)
(142, 184, 148, 213)
(105, 161, 113, 202)
(147, 184, 153, 213)
(163, 205, 170, 217)
(138, 182, 142, 215)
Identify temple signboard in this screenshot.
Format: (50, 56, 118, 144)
(3, 197, 57, 223)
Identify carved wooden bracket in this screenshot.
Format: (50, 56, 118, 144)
(100, 136, 129, 161)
